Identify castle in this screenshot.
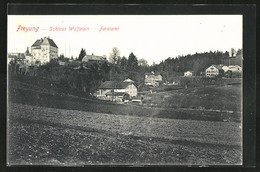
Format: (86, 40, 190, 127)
(31, 37, 58, 64)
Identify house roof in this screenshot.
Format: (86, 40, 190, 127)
(99, 81, 133, 89)
(8, 53, 25, 59)
(124, 78, 134, 83)
(210, 65, 224, 70)
(82, 54, 106, 62)
(32, 37, 58, 48)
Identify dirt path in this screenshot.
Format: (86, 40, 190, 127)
(7, 103, 242, 166)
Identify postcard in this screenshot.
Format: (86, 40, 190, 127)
(7, 8, 244, 166)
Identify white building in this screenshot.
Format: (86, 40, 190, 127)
(31, 37, 58, 64)
(144, 72, 163, 87)
(222, 65, 230, 72)
(184, 71, 194, 77)
(7, 53, 25, 64)
(228, 65, 242, 73)
(222, 65, 242, 73)
(97, 80, 138, 101)
(205, 65, 224, 77)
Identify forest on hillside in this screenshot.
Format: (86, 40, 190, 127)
(8, 48, 242, 94)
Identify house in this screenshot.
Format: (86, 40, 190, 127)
(82, 54, 107, 63)
(31, 37, 58, 64)
(144, 71, 163, 87)
(223, 65, 242, 78)
(8, 53, 25, 64)
(184, 71, 194, 77)
(222, 65, 230, 72)
(222, 65, 242, 73)
(97, 80, 138, 101)
(205, 65, 224, 77)
(228, 65, 242, 73)
(104, 91, 130, 102)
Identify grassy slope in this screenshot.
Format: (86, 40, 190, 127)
(144, 84, 242, 112)
(8, 78, 241, 123)
(7, 78, 242, 165)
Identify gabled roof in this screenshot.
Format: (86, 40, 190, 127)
(209, 65, 224, 70)
(99, 81, 133, 89)
(8, 53, 25, 59)
(82, 54, 106, 62)
(32, 40, 42, 47)
(32, 37, 58, 48)
(124, 78, 134, 83)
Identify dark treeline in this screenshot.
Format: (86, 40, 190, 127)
(8, 51, 149, 95)
(152, 51, 226, 79)
(150, 49, 242, 82)
(8, 48, 242, 95)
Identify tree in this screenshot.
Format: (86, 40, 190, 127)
(109, 47, 120, 64)
(78, 48, 86, 61)
(120, 56, 128, 70)
(127, 52, 138, 71)
(138, 58, 149, 67)
(58, 54, 65, 60)
(236, 48, 243, 57)
(116, 56, 122, 66)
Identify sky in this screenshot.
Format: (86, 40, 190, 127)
(8, 15, 242, 65)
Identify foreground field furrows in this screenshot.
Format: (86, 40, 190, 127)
(7, 103, 242, 165)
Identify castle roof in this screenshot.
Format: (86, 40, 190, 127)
(32, 37, 58, 48)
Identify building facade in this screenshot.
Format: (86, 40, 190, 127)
(31, 37, 58, 64)
(97, 80, 138, 101)
(144, 72, 163, 87)
(205, 65, 224, 77)
(228, 65, 242, 73)
(8, 53, 25, 64)
(184, 71, 194, 77)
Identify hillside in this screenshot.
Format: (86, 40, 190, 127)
(8, 78, 241, 123)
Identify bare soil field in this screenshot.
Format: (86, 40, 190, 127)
(7, 103, 242, 166)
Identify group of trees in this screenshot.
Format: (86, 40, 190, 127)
(9, 47, 242, 95)
(105, 47, 149, 86)
(8, 47, 149, 94)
